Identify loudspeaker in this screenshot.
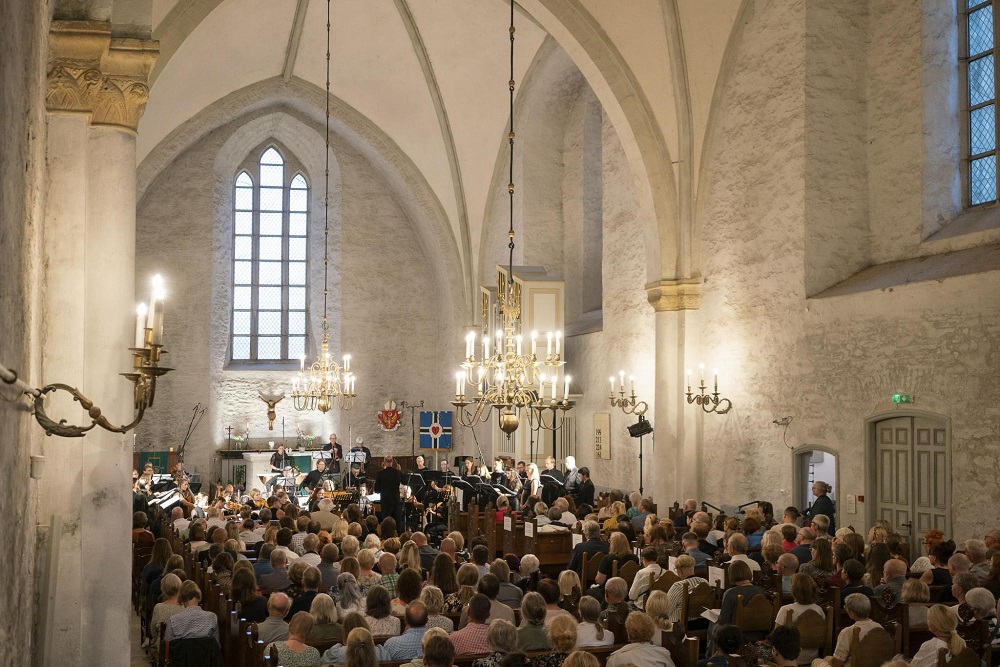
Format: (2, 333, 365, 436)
(627, 416, 653, 438)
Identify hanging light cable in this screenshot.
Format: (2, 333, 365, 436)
(290, 0, 356, 413)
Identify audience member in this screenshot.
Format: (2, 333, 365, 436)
(149, 573, 184, 643)
(515, 592, 552, 651)
(910, 605, 966, 667)
(700, 624, 744, 667)
(664, 555, 709, 622)
(307, 593, 344, 644)
(264, 611, 321, 665)
(768, 625, 801, 667)
(630, 547, 666, 608)
(452, 594, 493, 655)
(364, 584, 401, 636)
(472, 619, 517, 667)
(577, 596, 615, 647)
(377, 601, 429, 661)
(533, 614, 577, 667)
(901, 578, 931, 628)
(165, 581, 219, 644)
(420, 586, 454, 632)
(812, 594, 882, 667)
(491, 559, 524, 610)
(606, 612, 674, 667)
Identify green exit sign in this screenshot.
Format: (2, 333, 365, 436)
(892, 394, 913, 404)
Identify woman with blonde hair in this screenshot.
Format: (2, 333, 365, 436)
(455, 562, 480, 607)
(664, 555, 708, 622)
(380, 536, 401, 555)
(902, 578, 931, 628)
(225, 521, 246, 551)
(149, 573, 184, 642)
(262, 523, 279, 546)
(644, 590, 672, 645)
(515, 592, 552, 651)
(343, 627, 378, 667)
(557, 570, 582, 618)
(562, 651, 600, 667)
(447, 530, 468, 559)
(577, 596, 614, 647)
(330, 518, 349, 544)
(603, 502, 625, 531)
(532, 614, 577, 667)
(356, 549, 380, 592)
(910, 605, 966, 667)
(595, 532, 639, 587)
(525, 463, 541, 497)
(397, 540, 421, 573)
(419, 585, 455, 632)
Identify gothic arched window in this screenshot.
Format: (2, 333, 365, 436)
(965, 0, 997, 205)
(231, 146, 308, 363)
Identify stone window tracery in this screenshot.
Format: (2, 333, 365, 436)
(965, 0, 998, 205)
(230, 146, 308, 363)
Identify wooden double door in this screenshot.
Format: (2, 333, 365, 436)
(873, 416, 949, 557)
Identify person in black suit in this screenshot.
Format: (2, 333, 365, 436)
(801, 481, 836, 533)
(541, 456, 564, 484)
(374, 455, 402, 523)
(349, 437, 372, 476)
(567, 516, 608, 573)
(573, 467, 595, 506)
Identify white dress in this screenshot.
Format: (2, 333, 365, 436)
(576, 622, 615, 647)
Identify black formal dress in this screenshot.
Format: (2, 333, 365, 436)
(803, 494, 836, 533)
(574, 478, 595, 506)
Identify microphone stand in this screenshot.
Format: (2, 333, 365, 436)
(701, 501, 723, 514)
(736, 500, 762, 514)
(400, 400, 424, 460)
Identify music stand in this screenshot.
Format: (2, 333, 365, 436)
(346, 451, 367, 466)
(405, 472, 426, 489)
(491, 483, 515, 496)
(539, 474, 560, 485)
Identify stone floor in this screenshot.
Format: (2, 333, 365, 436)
(130, 612, 150, 666)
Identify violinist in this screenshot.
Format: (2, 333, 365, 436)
(322, 432, 342, 473)
(177, 478, 198, 518)
(341, 461, 365, 489)
(302, 459, 330, 491)
(245, 488, 264, 509)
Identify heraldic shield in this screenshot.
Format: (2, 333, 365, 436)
(377, 400, 402, 432)
(419, 410, 452, 449)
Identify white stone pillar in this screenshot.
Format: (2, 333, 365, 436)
(37, 22, 157, 665)
(647, 279, 702, 505)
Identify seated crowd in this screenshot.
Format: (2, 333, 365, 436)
(133, 481, 1000, 667)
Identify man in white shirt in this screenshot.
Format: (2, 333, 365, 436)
(298, 534, 322, 566)
(553, 497, 577, 527)
(629, 547, 664, 609)
(171, 507, 190, 538)
(205, 506, 226, 532)
(538, 507, 570, 533)
(311, 498, 337, 533)
(727, 533, 761, 572)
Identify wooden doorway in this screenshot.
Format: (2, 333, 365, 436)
(867, 414, 950, 557)
(792, 446, 839, 521)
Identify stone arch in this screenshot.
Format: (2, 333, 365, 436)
(137, 76, 466, 330)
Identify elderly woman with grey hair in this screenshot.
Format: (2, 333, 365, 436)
(472, 619, 518, 667)
(964, 587, 999, 643)
(812, 594, 883, 667)
(335, 572, 365, 619)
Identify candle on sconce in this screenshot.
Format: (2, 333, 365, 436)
(539, 373, 547, 400)
(147, 274, 165, 345)
(546, 331, 553, 357)
(686, 369, 692, 392)
(530, 331, 538, 357)
(563, 375, 571, 401)
(550, 373, 557, 401)
(482, 334, 490, 359)
(343, 354, 351, 372)
(134, 303, 147, 348)
(555, 331, 562, 356)
(698, 363, 705, 387)
(465, 331, 475, 358)
(455, 371, 463, 397)
(713, 369, 719, 393)
(300, 355, 306, 372)
(515, 335, 522, 356)
(629, 375, 635, 393)
(618, 370, 625, 392)
(609, 376, 616, 395)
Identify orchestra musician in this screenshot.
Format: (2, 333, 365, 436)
(171, 461, 190, 485)
(462, 457, 476, 477)
(542, 456, 564, 483)
(177, 478, 198, 518)
(341, 461, 365, 489)
(267, 444, 293, 492)
(302, 459, 330, 491)
(322, 433, 342, 473)
(349, 436, 372, 476)
(374, 456, 403, 523)
(245, 488, 264, 508)
(414, 454, 427, 472)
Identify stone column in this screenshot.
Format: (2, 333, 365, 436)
(646, 279, 702, 504)
(38, 21, 157, 665)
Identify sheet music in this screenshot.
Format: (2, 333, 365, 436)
(524, 522, 534, 537)
(668, 556, 678, 572)
(504, 516, 512, 531)
(572, 533, 582, 547)
(708, 566, 725, 588)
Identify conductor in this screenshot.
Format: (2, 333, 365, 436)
(374, 456, 402, 523)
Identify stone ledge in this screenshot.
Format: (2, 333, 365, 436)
(812, 242, 1000, 298)
(644, 278, 701, 312)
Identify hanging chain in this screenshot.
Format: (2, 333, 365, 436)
(322, 0, 332, 338)
(506, 0, 516, 282)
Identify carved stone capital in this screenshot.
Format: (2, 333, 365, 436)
(645, 278, 702, 312)
(91, 38, 159, 131)
(46, 21, 111, 115)
(46, 22, 158, 131)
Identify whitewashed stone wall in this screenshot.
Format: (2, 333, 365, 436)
(695, 0, 1000, 538)
(0, 0, 46, 663)
(136, 106, 451, 482)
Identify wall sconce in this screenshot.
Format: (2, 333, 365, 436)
(609, 371, 648, 416)
(686, 363, 732, 414)
(1, 275, 173, 438)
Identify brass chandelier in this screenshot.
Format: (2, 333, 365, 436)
(290, 0, 355, 414)
(452, 3, 572, 435)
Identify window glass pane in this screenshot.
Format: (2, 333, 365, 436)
(289, 287, 306, 310)
(288, 336, 305, 360)
(260, 187, 283, 211)
(969, 6, 994, 56)
(233, 311, 251, 335)
(259, 286, 282, 310)
(289, 311, 306, 335)
(236, 172, 252, 187)
(289, 261, 306, 286)
(260, 163, 284, 187)
(260, 147, 284, 165)
(235, 211, 253, 235)
(233, 286, 251, 310)
(258, 311, 282, 335)
(234, 236, 253, 260)
(291, 174, 307, 189)
(235, 187, 253, 211)
(971, 155, 997, 204)
(234, 260, 253, 285)
(259, 261, 283, 285)
(969, 55, 995, 106)
(971, 105, 996, 154)
(970, 0, 989, 9)
(232, 336, 251, 360)
(257, 337, 282, 360)
(289, 213, 307, 236)
(260, 212, 282, 236)
(289, 237, 307, 261)
(290, 188, 308, 212)
(259, 236, 283, 261)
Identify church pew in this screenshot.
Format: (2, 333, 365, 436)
(523, 519, 574, 573)
(502, 515, 524, 556)
(482, 503, 499, 558)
